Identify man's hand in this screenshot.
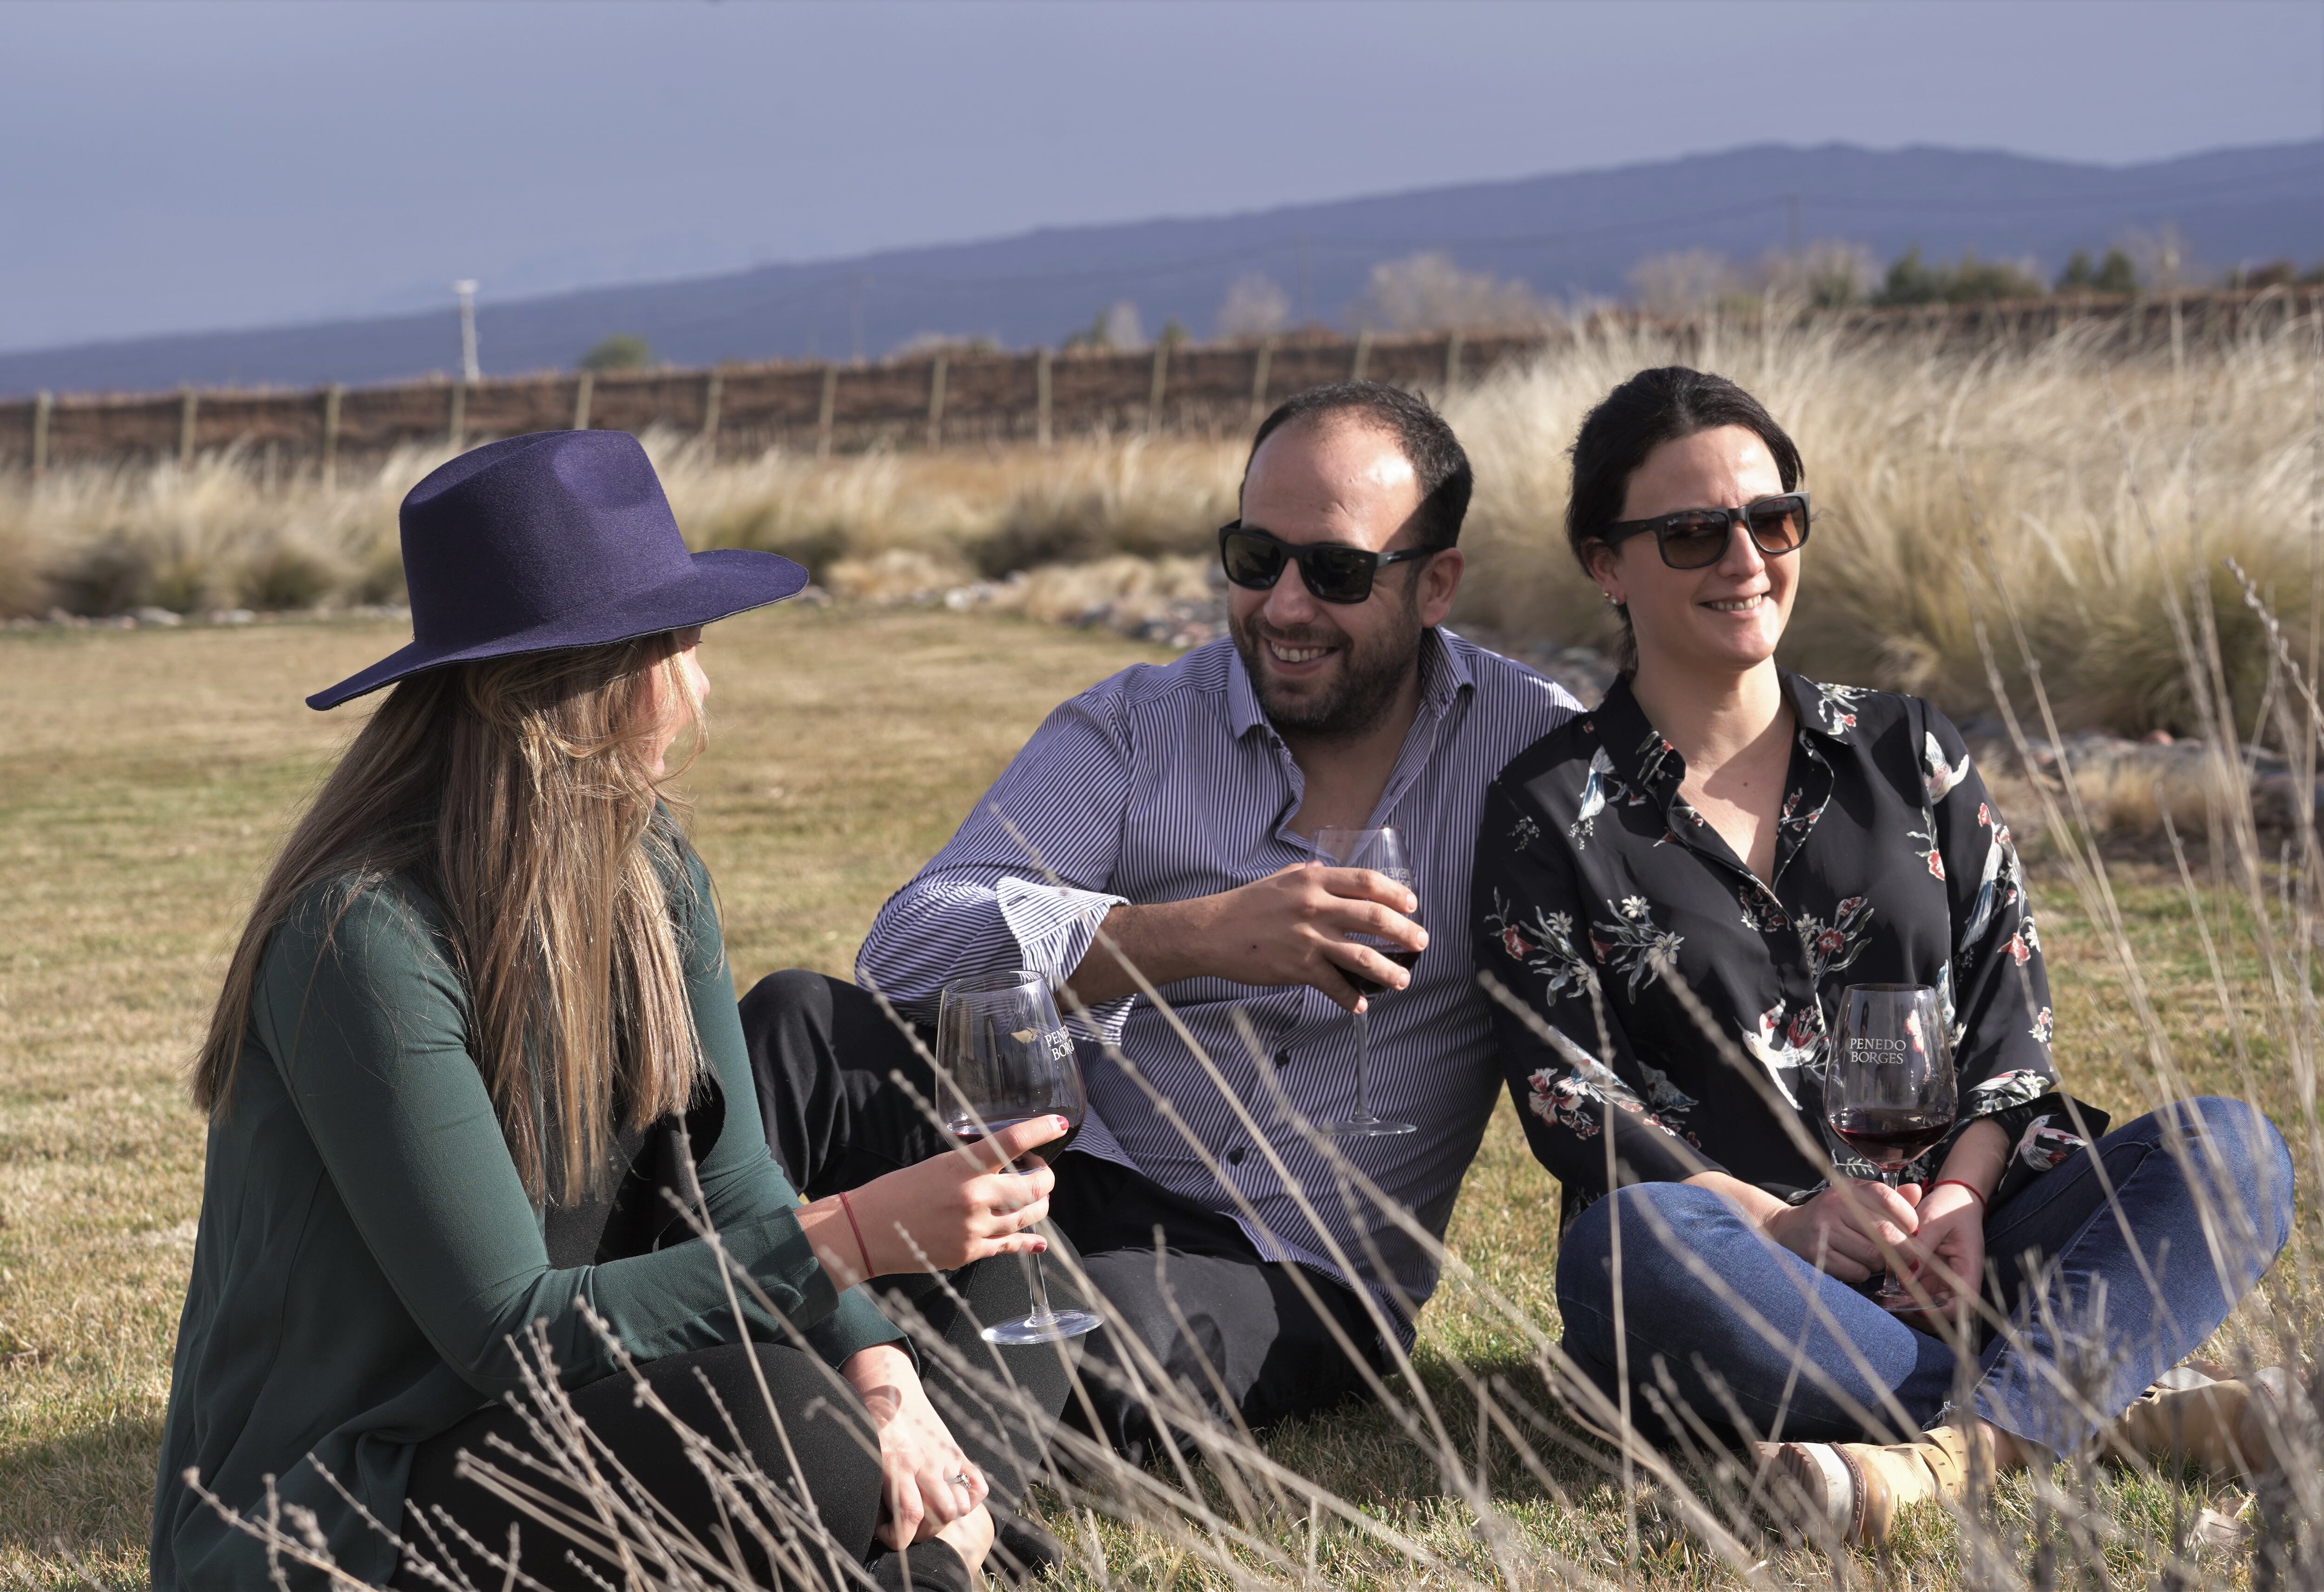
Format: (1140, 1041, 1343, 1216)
(802, 1115, 1065, 1282)
(1065, 862, 1425, 1011)
(842, 1344, 988, 1550)
(1760, 1179, 1924, 1283)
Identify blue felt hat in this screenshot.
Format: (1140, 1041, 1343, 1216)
(308, 430, 807, 710)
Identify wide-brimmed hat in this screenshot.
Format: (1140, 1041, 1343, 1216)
(308, 430, 806, 710)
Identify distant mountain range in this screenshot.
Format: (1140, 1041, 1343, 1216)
(7, 139, 2321, 398)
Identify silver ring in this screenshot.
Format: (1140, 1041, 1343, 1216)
(951, 1471, 974, 1490)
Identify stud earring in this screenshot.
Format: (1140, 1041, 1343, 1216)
(1600, 589, 1622, 608)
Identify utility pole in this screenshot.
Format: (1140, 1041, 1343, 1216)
(454, 280, 481, 382)
(849, 273, 872, 364)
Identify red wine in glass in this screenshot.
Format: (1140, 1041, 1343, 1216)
(936, 970, 1102, 1345)
(1310, 826, 1421, 1137)
(946, 1112, 1083, 1158)
(1829, 1108, 1954, 1167)
(1341, 946, 1423, 999)
(1826, 983, 1958, 1314)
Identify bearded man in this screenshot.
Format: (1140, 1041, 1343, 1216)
(737, 382, 1579, 1466)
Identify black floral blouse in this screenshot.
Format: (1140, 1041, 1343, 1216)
(1472, 670, 2098, 1229)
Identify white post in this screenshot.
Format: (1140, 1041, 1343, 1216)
(455, 280, 481, 383)
(1036, 347, 1053, 449)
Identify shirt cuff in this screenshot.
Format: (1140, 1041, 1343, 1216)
(993, 876, 1132, 1032)
(804, 1285, 911, 1369)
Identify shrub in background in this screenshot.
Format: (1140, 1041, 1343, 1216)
(578, 334, 653, 372)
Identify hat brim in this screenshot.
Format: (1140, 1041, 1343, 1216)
(306, 548, 810, 710)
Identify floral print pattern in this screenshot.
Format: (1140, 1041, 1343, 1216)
(1475, 670, 2070, 1225)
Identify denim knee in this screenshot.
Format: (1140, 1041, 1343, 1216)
(2180, 1096, 2296, 1261)
(1556, 1182, 1739, 1316)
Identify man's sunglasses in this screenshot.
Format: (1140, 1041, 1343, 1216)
(1217, 522, 1443, 605)
(1595, 493, 1812, 570)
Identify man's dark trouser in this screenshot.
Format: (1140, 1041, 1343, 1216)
(738, 969, 1388, 1468)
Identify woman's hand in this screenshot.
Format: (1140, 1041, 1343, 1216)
(805, 1115, 1067, 1282)
(842, 1344, 989, 1551)
(1896, 1181, 1985, 1311)
(1760, 1179, 1923, 1283)
(1686, 1169, 1921, 1282)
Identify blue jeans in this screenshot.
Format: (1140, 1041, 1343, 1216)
(1557, 1099, 2294, 1455)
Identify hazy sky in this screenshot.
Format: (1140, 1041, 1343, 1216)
(5, 0, 2321, 353)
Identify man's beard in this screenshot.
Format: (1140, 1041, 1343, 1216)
(1231, 599, 1426, 740)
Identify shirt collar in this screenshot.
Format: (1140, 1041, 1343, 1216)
(1227, 626, 1470, 741)
(1592, 667, 1861, 770)
(1587, 674, 1682, 800)
(1780, 668, 1871, 744)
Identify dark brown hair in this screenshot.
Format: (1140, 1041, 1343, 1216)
(1565, 366, 1803, 670)
(1246, 380, 1473, 549)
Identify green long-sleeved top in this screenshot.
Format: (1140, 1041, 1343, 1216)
(152, 846, 901, 1590)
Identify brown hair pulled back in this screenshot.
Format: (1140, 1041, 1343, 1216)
(192, 634, 708, 1205)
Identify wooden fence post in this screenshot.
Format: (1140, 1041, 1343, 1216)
(1146, 340, 1170, 434)
(817, 364, 838, 459)
(178, 386, 199, 467)
(701, 370, 723, 453)
(1249, 339, 1274, 426)
(1035, 348, 1053, 449)
(448, 381, 467, 449)
(31, 390, 51, 477)
(321, 384, 343, 491)
(1351, 330, 1372, 381)
(572, 372, 594, 431)
(926, 355, 948, 450)
(1444, 331, 1464, 393)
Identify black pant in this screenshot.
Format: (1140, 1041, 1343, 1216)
(739, 969, 1387, 1470)
(397, 1342, 971, 1592)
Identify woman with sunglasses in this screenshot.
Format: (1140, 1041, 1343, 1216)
(1472, 367, 2293, 1544)
(152, 432, 1079, 1592)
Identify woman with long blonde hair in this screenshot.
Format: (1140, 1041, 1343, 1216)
(152, 432, 1074, 1591)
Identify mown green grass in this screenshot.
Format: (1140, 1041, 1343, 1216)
(0, 609, 2305, 1589)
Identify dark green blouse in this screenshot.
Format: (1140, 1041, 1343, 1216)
(152, 848, 900, 1590)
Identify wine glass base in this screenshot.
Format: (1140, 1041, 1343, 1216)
(1320, 1117, 1419, 1137)
(981, 1309, 1103, 1346)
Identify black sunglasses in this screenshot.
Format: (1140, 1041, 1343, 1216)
(1595, 493, 1812, 570)
(1217, 522, 1442, 604)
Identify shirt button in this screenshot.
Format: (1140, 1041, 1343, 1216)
(1226, 1146, 1247, 1166)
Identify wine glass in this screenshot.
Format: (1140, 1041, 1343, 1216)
(1310, 826, 1421, 1138)
(936, 970, 1103, 1345)
(1825, 983, 1957, 1312)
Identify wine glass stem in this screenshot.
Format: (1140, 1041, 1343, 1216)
(1877, 1168, 1899, 1293)
(1028, 1245, 1059, 1327)
(1353, 1007, 1375, 1124)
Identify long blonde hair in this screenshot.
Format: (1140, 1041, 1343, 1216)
(194, 634, 710, 1205)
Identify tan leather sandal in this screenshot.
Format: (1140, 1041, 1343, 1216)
(1765, 1424, 1986, 1546)
(2106, 1363, 2300, 1477)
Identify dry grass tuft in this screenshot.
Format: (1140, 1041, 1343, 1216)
(9, 312, 2319, 745)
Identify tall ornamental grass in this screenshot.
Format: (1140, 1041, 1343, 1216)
(7, 300, 2320, 739)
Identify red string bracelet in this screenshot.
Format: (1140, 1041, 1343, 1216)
(1931, 1177, 1988, 1212)
(837, 1190, 874, 1280)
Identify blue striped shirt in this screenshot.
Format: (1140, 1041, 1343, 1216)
(857, 629, 1579, 1333)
